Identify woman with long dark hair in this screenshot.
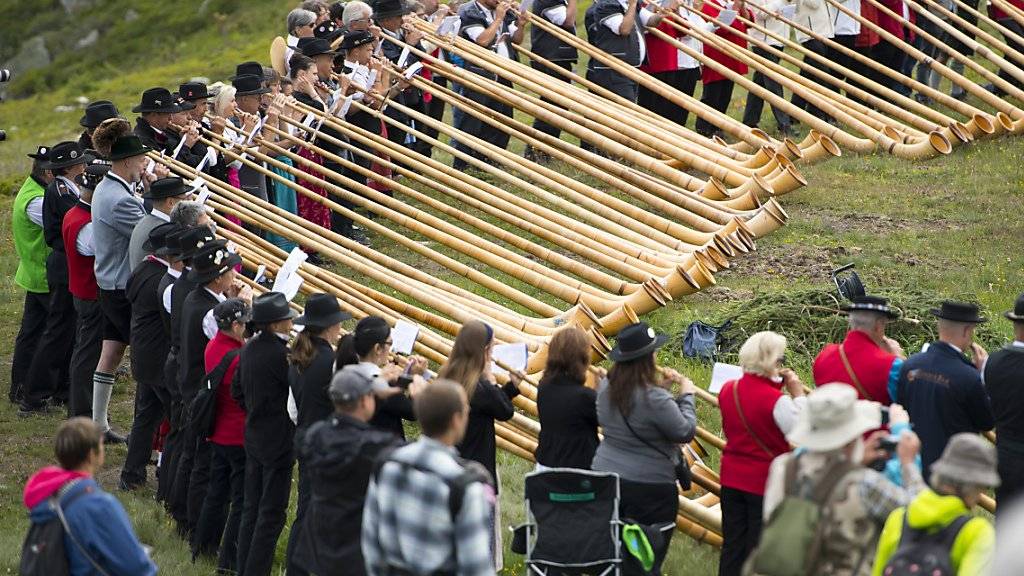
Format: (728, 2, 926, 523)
(591, 322, 697, 575)
(535, 326, 599, 470)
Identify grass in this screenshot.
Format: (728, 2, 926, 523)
(1, 0, 1023, 573)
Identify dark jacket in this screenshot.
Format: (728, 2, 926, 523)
(42, 177, 80, 286)
(457, 378, 519, 488)
(291, 414, 400, 575)
(177, 286, 220, 401)
(585, 0, 644, 70)
(126, 258, 169, 385)
(235, 330, 296, 466)
(535, 375, 599, 469)
(134, 117, 204, 168)
(458, 0, 520, 78)
(531, 0, 579, 62)
(290, 337, 336, 436)
(897, 341, 995, 478)
(164, 272, 198, 398)
(292, 91, 348, 162)
(983, 343, 1024, 504)
(369, 391, 416, 440)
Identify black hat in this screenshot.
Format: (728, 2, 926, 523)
(172, 93, 196, 112)
(294, 293, 352, 328)
(79, 100, 120, 129)
(329, 1, 347, 21)
(81, 162, 111, 188)
(372, 0, 415, 18)
(132, 87, 181, 114)
(232, 74, 271, 97)
(106, 134, 152, 161)
(42, 141, 93, 170)
(179, 81, 211, 101)
(143, 222, 183, 254)
(142, 176, 190, 200)
(178, 226, 217, 260)
(301, 37, 338, 58)
(188, 240, 242, 284)
(232, 61, 265, 80)
(27, 146, 51, 161)
(842, 295, 899, 320)
(338, 30, 374, 51)
(252, 291, 299, 324)
(214, 298, 252, 329)
(930, 301, 988, 324)
(609, 322, 668, 362)
(1004, 293, 1024, 323)
(314, 20, 344, 42)
(159, 226, 188, 258)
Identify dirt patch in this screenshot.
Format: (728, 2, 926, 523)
(719, 243, 836, 283)
(814, 212, 962, 235)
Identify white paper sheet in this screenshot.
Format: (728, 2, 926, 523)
(195, 187, 211, 205)
(438, 15, 462, 36)
(280, 274, 304, 302)
(717, 8, 737, 26)
(779, 4, 796, 19)
(391, 320, 420, 355)
(272, 247, 308, 300)
(254, 264, 267, 284)
(403, 62, 425, 79)
(492, 342, 528, 376)
(709, 362, 744, 394)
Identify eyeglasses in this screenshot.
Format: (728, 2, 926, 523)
(384, 339, 394, 347)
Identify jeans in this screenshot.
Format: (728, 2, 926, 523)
(718, 487, 765, 576)
(22, 283, 76, 408)
(192, 443, 246, 573)
(741, 46, 790, 130)
(69, 297, 103, 417)
(236, 453, 294, 576)
(10, 290, 49, 403)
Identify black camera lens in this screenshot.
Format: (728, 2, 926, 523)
(0, 69, 10, 82)
(0, 130, 7, 142)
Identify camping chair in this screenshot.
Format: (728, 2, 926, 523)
(512, 468, 623, 576)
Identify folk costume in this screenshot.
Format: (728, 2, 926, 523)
(983, 295, 1024, 510)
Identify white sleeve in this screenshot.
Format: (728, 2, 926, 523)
(602, 13, 625, 31)
(638, 7, 656, 25)
(26, 197, 44, 227)
(542, 5, 569, 25)
(772, 395, 807, 434)
(75, 222, 95, 257)
(464, 24, 486, 41)
(288, 387, 299, 424)
(203, 309, 219, 340)
(162, 284, 173, 314)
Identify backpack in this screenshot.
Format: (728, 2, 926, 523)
(880, 513, 971, 576)
(20, 480, 109, 576)
(682, 319, 732, 361)
(187, 349, 241, 439)
(744, 457, 857, 576)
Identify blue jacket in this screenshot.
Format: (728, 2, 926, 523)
(896, 342, 994, 479)
(27, 477, 156, 576)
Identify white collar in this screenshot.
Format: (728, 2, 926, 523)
(287, 34, 300, 47)
(275, 332, 292, 342)
(344, 59, 365, 70)
(151, 208, 171, 222)
(382, 27, 400, 38)
(205, 287, 227, 302)
(167, 267, 182, 279)
(944, 341, 963, 354)
(56, 175, 81, 198)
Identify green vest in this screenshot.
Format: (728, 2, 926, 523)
(12, 176, 50, 293)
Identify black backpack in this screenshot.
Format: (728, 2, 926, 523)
(187, 349, 241, 438)
(881, 513, 971, 576)
(20, 480, 109, 576)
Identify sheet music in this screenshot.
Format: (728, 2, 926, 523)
(437, 15, 461, 36)
(390, 320, 420, 355)
(272, 247, 308, 298)
(403, 62, 425, 79)
(708, 362, 744, 394)
(397, 46, 412, 68)
(717, 8, 737, 26)
(779, 4, 796, 19)
(492, 342, 528, 376)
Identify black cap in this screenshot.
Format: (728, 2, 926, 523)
(141, 176, 190, 200)
(132, 87, 181, 114)
(188, 240, 242, 284)
(930, 301, 988, 324)
(338, 30, 374, 51)
(143, 222, 183, 255)
(179, 81, 211, 101)
(251, 291, 299, 324)
(214, 298, 252, 329)
(80, 100, 120, 129)
(42, 141, 93, 170)
(233, 74, 271, 97)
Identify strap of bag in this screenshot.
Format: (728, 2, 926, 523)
(619, 406, 679, 466)
(838, 343, 874, 401)
(804, 460, 859, 572)
(731, 380, 779, 459)
(206, 349, 241, 390)
(53, 480, 113, 576)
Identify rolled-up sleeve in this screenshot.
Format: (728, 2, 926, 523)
(772, 395, 807, 434)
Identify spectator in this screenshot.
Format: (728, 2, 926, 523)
(22, 418, 156, 575)
(234, 292, 299, 575)
(192, 298, 250, 571)
(362, 379, 496, 576)
(895, 301, 994, 479)
(291, 365, 403, 576)
(813, 295, 905, 404)
(759, 384, 925, 575)
(591, 322, 697, 576)
(718, 331, 805, 576)
(285, 293, 351, 575)
(983, 292, 1024, 512)
(872, 433, 998, 576)
(534, 326, 599, 470)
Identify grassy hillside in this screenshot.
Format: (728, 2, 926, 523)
(1, 0, 1023, 574)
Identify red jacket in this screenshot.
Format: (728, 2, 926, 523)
(61, 203, 97, 301)
(642, 20, 687, 74)
(813, 330, 899, 405)
(700, 1, 751, 83)
(875, 0, 915, 43)
(719, 373, 791, 495)
(990, 0, 1024, 20)
(207, 331, 245, 446)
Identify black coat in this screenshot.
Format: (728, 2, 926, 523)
(126, 259, 170, 385)
(535, 375, 599, 469)
(291, 414, 400, 576)
(457, 378, 519, 489)
(291, 338, 336, 436)
(369, 392, 416, 440)
(134, 117, 205, 168)
(164, 272, 198, 397)
(42, 177, 80, 286)
(177, 287, 219, 401)
(234, 330, 296, 466)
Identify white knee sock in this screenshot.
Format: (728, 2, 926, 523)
(92, 371, 114, 432)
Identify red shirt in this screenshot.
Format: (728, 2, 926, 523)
(719, 373, 791, 495)
(207, 331, 245, 446)
(990, 0, 1024, 20)
(700, 1, 751, 83)
(813, 330, 899, 405)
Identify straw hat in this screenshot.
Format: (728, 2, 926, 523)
(787, 384, 881, 451)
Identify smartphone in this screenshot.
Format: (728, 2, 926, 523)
(395, 375, 413, 390)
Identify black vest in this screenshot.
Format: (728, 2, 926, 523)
(531, 0, 579, 62)
(985, 345, 1024, 446)
(43, 178, 80, 286)
(585, 0, 643, 70)
(126, 259, 170, 384)
(458, 1, 520, 79)
(164, 272, 199, 396)
(177, 286, 220, 401)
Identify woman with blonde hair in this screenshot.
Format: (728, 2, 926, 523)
(535, 326, 599, 470)
(717, 330, 806, 576)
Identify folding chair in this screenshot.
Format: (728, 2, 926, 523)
(513, 468, 623, 576)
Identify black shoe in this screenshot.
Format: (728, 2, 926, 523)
(306, 253, 325, 266)
(351, 229, 372, 247)
(778, 125, 793, 139)
(118, 477, 144, 492)
(104, 429, 128, 445)
(913, 93, 932, 105)
(18, 402, 55, 417)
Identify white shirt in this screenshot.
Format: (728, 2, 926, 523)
(677, 3, 714, 67)
(748, 0, 791, 47)
(107, 171, 139, 196)
(162, 267, 182, 314)
(829, 0, 861, 36)
(75, 201, 95, 257)
(26, 197, 44, 227)
(151, 208, 171, 222)
(602, 0, 654, 62)
(463, 1, 519, 59)
(202, 288, 228, 340)
(285, 34, 300, 75)
(542, 5, 569, 26)
(772, 395, 807, 434)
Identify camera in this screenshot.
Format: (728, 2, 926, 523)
(0, 130, 6, 142)
(0, 69, 10, 83)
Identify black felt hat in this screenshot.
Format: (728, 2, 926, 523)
(372, 0, 415, 18)
(188, 240, 242, 284)
(609, 322, 668, 362)
(232, 74, 271, 97)
(79, 100, 120, 129)
(1004, 293, 1024, 323)
(338, 30, 374, 51)
(106, 134, 152, 161)
(155, 224, 187, 258)
(143, 222, 183, 254)
(842, 295, 900, 320)
(27, 145, 51, 161)
(314, 20, 344, 42)
(132, 87, 181, 114)
(177, 226, 217, 260)
(42, 141, 93, 170)
(179, 81, 211, 101)
(172, 93, 196, 112)
(294, 293, 352, 328)
(251, 291, 299, 324)
(142, 176, 189, 200)
(930, 301, 988, 324)
(300, 37, 338, 57)
(232, 61, 265, 80)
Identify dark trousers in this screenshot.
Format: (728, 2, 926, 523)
(531, 59, 576, 139)
(10, 291, 50, 403)
(872, 40, 908, 95)
(236, 453, 294, 576)
(997, 19, 1024, 91)
(187, 440, 213, 534)
(996, 445, 1024, 521)
(69, 297, 103, 417)
(22, 283, 76, 408)
(718, 487, 765, 576)
(452, 77, 513, 171)
(639, 68, 701, 127)
(417, 77, 448, 157)
(790, 39, 833, 120)
(696, 80, 735, 137)
(169, 413, 200, 531)
(828, 35, 869, 105)
(157, 365, 182, 505)
(741, 47, 790, 130)
(326, 160, 355, 238)
(285, 461, 312, 576)
(121, 365, 170, 487)
(193, 443, 247, 572)
(619, 480, 677, 576)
